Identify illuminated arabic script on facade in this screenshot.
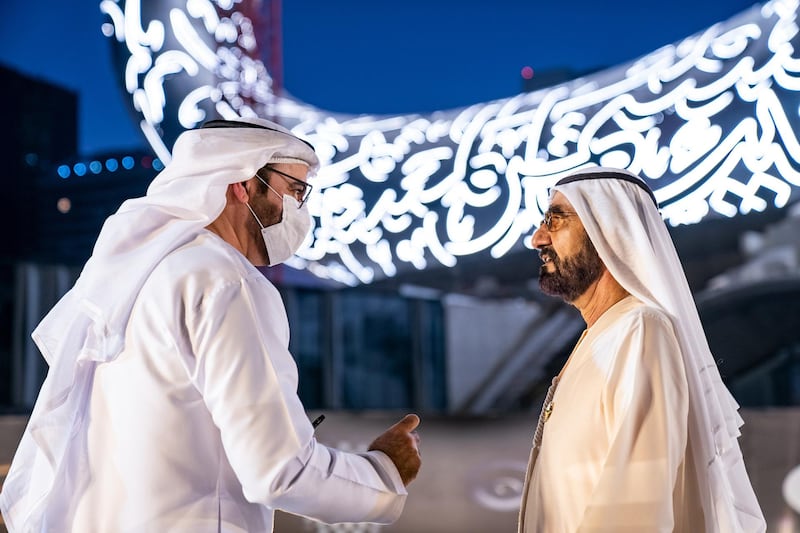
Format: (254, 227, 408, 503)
(102, 0, 800, 285)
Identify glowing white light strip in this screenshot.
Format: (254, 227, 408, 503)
(105, 0, 800, 286)
(170, 8, 219, 71)
(99, 0, 126, 41)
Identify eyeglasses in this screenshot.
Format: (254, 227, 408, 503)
(540, 209, 579, 232)
(256, 165, 314, 207)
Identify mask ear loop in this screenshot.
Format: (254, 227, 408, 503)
(244, 202, 266, 229)
(254, 172, 289, 204)
(240, 179, 267, 230)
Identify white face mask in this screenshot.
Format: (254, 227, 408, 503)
(247, 191, 312, 266)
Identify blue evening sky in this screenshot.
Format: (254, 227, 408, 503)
(0, 0, 757, 155)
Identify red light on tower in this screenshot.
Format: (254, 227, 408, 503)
(521, 66, 534, 80)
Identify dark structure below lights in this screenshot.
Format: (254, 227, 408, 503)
(0, 64, 78, 261)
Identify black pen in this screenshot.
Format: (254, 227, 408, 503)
(311, 414, 325, 429)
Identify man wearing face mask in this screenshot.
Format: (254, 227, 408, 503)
(0, 118, 421, 532)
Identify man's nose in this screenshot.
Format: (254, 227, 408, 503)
(531, 225, 550, 250)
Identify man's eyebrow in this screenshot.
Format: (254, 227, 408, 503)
(548, 204, 571, 214)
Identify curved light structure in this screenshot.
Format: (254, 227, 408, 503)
(102, 0, 800, 285)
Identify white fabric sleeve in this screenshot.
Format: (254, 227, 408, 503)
(578, 311, 689, 532)
(186, 275, 407, 524)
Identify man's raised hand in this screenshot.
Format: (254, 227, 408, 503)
(368, 414, 421, 486)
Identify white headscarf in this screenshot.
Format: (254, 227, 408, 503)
(0, 118, 318, 531)
(554, 167, 766, 533)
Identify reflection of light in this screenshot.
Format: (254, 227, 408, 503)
(57, 198, 71, 214)
(52, 156, 166, 179)
(784, 464, 800, 514)
(467, 459, 527, 512)
(101, 22, 115, 37)
(521, 66, 534, 80)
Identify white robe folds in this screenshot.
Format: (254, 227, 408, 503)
(520, 296, 704, 533)
(2, 231, 406, 532)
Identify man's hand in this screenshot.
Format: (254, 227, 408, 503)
(368, 414, 421, 486)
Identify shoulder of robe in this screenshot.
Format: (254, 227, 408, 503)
(616, 301, 677, 336)
(614, 304, 685, 375)
(150, 232, 264, 291)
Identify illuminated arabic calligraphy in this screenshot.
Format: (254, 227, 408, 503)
(102, 0, 800, 285)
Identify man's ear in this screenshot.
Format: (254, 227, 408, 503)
(230, 181, 251, 204)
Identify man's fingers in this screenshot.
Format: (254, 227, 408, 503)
(397, 413, 420, 432)
(367, 414, 422, 486)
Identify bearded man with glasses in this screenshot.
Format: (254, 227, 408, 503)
(517, 167, 765, 533)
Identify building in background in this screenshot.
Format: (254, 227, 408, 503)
(0, 65, 77, 410)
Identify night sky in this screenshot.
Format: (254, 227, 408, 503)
(0, 0, 758, 156)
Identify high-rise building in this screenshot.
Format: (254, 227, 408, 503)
(0, 65, 78, 409)
(0, 64, 78, 260)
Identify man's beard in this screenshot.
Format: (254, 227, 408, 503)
(538, 233, 604, 302)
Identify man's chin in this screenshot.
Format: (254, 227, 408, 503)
(538, 273, 571, 300)
(538, 273, 557, 295)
